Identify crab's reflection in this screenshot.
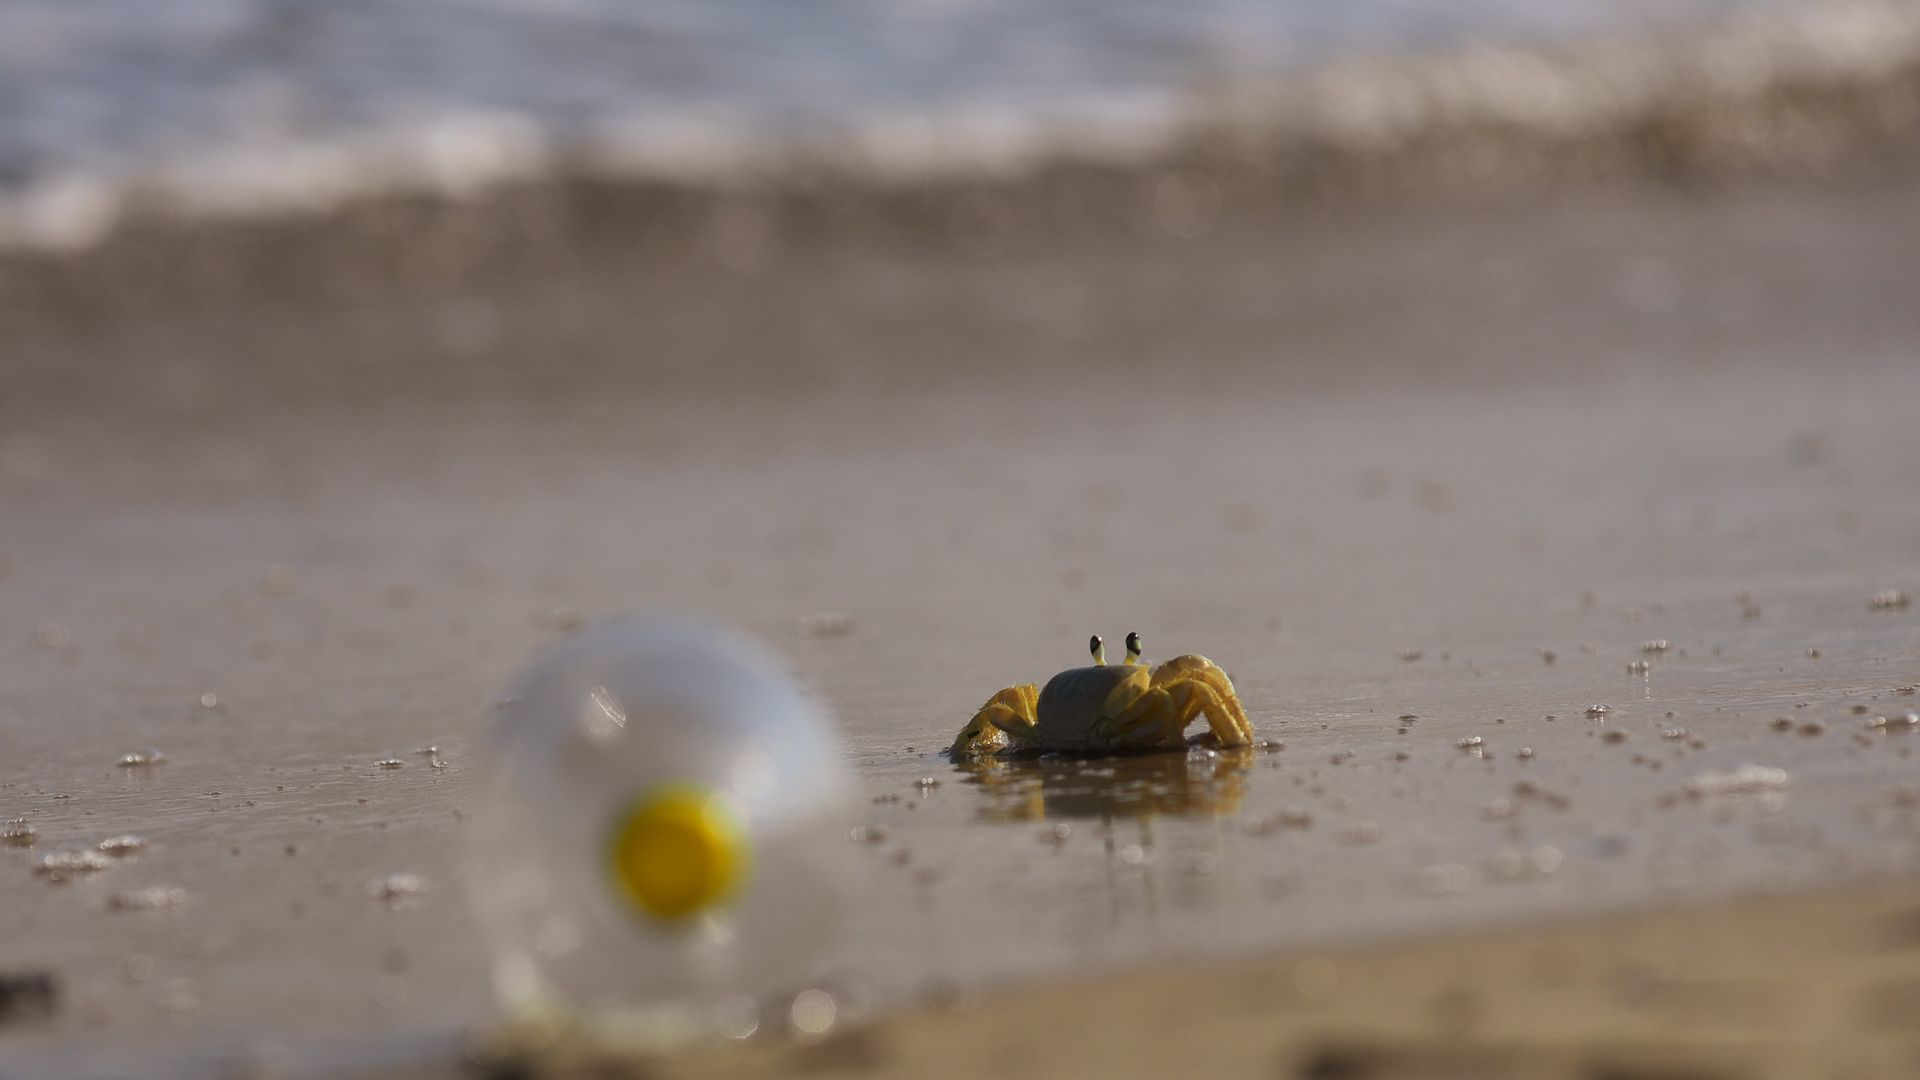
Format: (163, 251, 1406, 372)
(954, 747, 1255, 822)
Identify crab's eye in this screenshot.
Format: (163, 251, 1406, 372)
(1089, 635, 1106, 664)
(1125, 632, 1142, 661)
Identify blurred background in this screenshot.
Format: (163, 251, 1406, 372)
(2, 1, 1919, 1077)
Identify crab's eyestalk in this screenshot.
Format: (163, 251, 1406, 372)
(1089, 634, 1106, 666)
(1125, 631, 1143, 665)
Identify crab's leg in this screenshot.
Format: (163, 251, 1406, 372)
(1094, 668, 1172, 750)
(1103, 678, 1192, 751)
(1116, 670, 1251, 749)
(949, 684, 1040, 758)
(1165, 678, 1254, 747)
(1153, 655, 1252, 741)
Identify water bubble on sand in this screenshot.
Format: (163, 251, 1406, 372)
(1585, 705, 1613, 718)
(1515, 748, 1534, 760)
(1868, 711, 1920, 732)
(1039, 823, 1073, 846)
(1118, 844, 1148, 866)
(788, 988, 837, 1039)
(117, 749, 165, 767)
(1661, 728, 1689, 740)
(1627, 660, 1651, 675)
(375, 759, 405, 770)
(1868, 590, 1910, 611)
(36, 850, 111, 875)
(848, 826, 887, 845)
(1686, 764, 1789, 797)
(2, 819, 36, 846)
(1417, 863, 1472, 896)
(914, 777, 939, 790)
(1246, 809, 1313, 835)
(1258, 738, 1286, 752)
(795, 612, 856, 638)
(96, 835, 145, 856)
(1490, 845, 1562, 881)
(196, 692, 223, 712)
(369, 874, 427, 902)
(110, 886, 186, 911)
(1641, 640, 1669, 654)
(1456, 736, 1483, 750)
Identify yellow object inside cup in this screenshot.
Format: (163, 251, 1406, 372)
(609, 785, 748, 921)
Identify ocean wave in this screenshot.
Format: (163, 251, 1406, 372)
(0, 0, 1915, 254)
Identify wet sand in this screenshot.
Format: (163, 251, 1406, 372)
(3, 165, 1920, 1076)
(558, 882, 1920, 1080)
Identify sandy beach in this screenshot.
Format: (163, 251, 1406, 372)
(4, 122, 1920, 1079)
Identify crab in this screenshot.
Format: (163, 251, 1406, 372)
(948, 633, 1253, 757)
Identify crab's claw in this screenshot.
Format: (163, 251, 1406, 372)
(948, 717, 1012, 759)
(949, 684, 1040, 759)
